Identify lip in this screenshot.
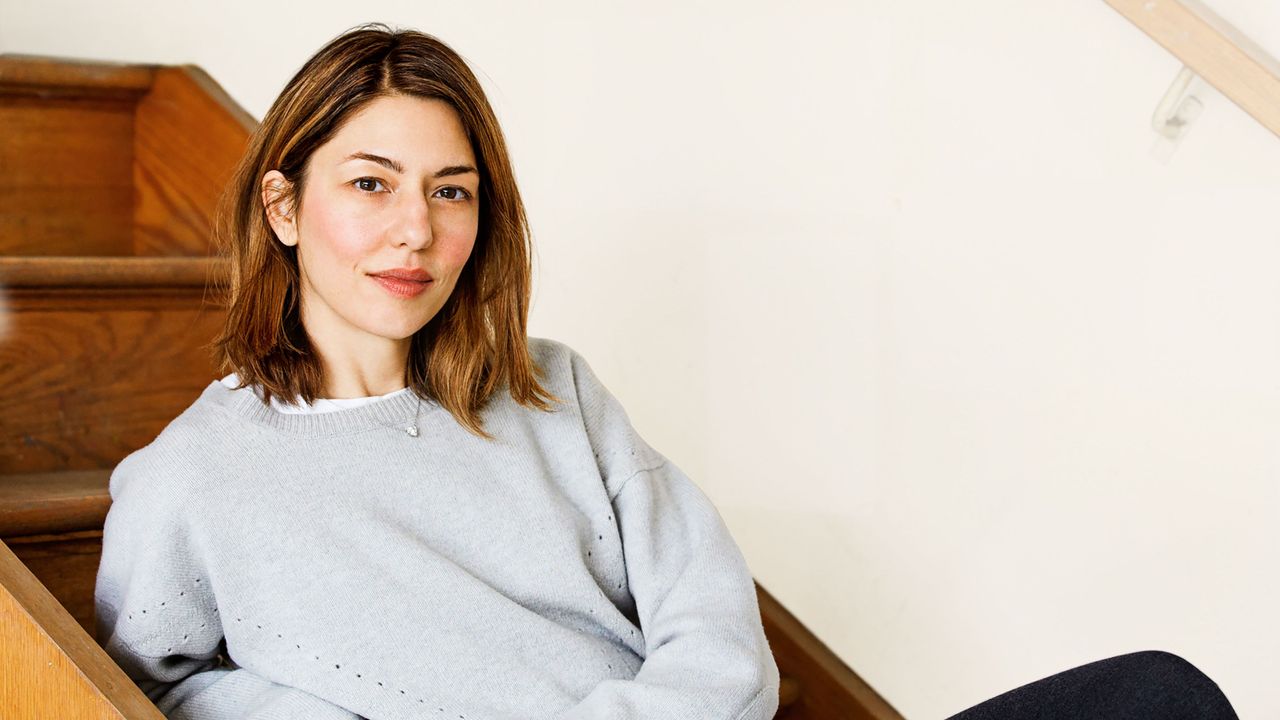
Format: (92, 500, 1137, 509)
(370, 267, 433, 282)
(371, 274, 432, 299)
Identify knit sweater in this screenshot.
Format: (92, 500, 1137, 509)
(93, 337, 780, 720)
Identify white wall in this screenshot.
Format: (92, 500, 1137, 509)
(3, 2, 1277, 717)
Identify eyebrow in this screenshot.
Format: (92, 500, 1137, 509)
(342, 151, 477, 179)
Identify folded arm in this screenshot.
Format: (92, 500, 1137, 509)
(555, 349, 780, 719)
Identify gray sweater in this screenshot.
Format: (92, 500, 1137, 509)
(93, 337, 780, 720)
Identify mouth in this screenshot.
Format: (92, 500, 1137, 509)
(370, 274, 433, 299)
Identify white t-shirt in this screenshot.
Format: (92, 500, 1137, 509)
(218, 373, 410, 415)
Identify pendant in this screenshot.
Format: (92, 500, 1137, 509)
(407, 425, 419, 437)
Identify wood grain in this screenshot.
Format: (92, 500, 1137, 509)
(0, 289, 227, 474)
(0, 97, 136, 256)
(132, 67, 251, 257)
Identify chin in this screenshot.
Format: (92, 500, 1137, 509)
(392, 316, 438, 340)
(384, 326, 427, 342)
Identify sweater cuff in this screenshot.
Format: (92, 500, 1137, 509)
(733, 682, 781, 720)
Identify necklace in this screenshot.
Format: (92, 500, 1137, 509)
(403, 392, 424, 437)
(370, 390, 423, 437)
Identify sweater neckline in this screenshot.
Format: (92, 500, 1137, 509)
(197, 379, 444, 437)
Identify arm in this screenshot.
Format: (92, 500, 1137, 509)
(95, 456, 362, 720)
(556, 349, 780, 720)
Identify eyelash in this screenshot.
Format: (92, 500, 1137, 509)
(351, 177, 472, 201)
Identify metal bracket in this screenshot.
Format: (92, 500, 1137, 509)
(1150, 65, 1207, 161)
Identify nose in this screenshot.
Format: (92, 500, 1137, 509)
(390, 191, 433, 250)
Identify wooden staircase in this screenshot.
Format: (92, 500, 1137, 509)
(0, 53, 245, 719)
(0, 55, 901, 720)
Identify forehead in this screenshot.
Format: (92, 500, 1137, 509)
(316, 94, 474, 166)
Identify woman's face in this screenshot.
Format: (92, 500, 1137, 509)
(262, 94, 480, 356)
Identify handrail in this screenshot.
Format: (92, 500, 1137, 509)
(1104, 0, 1280, 138)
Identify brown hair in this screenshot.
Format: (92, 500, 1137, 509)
(208, 22, 558, 438)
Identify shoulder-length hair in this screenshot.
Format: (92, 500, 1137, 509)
(208, 23, 558, 439)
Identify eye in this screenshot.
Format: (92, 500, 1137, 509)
(352, 177, 387, 193)
(432, 186, 473, 201)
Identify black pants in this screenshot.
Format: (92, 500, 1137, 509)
(945, 651, 1239, 720)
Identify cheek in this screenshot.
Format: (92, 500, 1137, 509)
(435, 222, 479, 274)
(442, 237, 476, 271)
(303, 204, 378, 269)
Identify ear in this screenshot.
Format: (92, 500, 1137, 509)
(261, 170, 298, 247)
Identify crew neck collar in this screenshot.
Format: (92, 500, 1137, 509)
(198, 379, 443, 437)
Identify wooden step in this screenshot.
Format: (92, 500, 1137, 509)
(1, 470, 113, 637)
(0, 54, 254, 258)
(0, 470, 111, 537)
(0, 256, 227, 288)
(0, 284, 227, 477)
(0, 54, 153, 99)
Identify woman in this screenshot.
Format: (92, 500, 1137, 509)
(93, 24, 778, 720)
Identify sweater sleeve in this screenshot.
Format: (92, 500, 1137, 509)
(94, 453, 363, 720)
(555, 348, 781, 720)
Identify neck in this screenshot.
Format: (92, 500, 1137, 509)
(297, 283, 414, 399)
(313, 339, 412, 399)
